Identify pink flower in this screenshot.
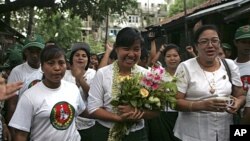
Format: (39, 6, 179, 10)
(151, 83, 159, 90)
(153, 75, 161, 83)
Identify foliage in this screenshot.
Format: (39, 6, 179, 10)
(86, 34, 104, 54)
(109, 63, 177, 141)
(33, 9, 83, 49)
(168, 0, 208, 17)
(52, 0, 138, 24)
(111, 65, 177, 110)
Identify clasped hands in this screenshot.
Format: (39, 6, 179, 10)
(117, 105, 144, 122)
(203, 96, 240, 113)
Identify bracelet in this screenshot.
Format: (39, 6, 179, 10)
(189, 101, 194, 112)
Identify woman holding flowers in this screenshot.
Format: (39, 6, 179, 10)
(87, 27, 159, 141)
(174, 25, 246, 141)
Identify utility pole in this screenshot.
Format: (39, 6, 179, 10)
(184, 0, 189, 46)
(104, 10, 109, 47)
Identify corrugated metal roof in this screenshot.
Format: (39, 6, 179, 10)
(154, 0, 223, 26)
(187, 0, 250, 20)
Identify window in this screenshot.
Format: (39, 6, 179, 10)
(151, 3, 154, 8)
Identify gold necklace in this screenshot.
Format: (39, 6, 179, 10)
(202, 70, 216, 94)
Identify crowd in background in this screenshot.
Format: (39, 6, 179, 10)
(0, 24, 250, 141)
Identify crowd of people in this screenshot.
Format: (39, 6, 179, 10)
(0, 24, 250, 141)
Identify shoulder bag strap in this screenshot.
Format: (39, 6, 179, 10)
(221, 58, 232, 83)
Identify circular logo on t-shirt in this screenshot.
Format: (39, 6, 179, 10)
(241, 75, 250, 91)
(50, 101, 75, 130)
(28, 79, 41, 89)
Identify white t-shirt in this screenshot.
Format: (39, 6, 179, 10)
(18, 70, 43, 98)
(87, 64, 147, 132)
(235, 60, 250, 107)
(7, 62, 41, 94)
(63, 68, 96, 130)
(9, 80, 85, 141)
(174, 58, 242, 141)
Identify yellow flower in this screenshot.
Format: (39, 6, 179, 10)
(140, 88, 149, 98)
(117, 75, 131, 83)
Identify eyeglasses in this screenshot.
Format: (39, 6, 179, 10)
(198, 39, 220, 46)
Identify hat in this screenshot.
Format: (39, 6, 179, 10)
(71, 42, 90, 53)
(23, 34, 45, 51)
(234, 25, 250, 40)
(221, 43, 232, 50)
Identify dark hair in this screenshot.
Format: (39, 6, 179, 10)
(162, 43, 180, 57)
(109, 49, 117, 60)
(193, 24, 220, 44)
(40, 45, 66, 66)
(114, 27, 144, 48)
(140, 47, 149, 61)
(90, 53, 100, 63)
(69, 43, 90, 70)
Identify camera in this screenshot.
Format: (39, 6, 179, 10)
(145, 25, 166, 40)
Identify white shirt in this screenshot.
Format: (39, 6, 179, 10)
(9, 80, 85, 141)
(7, 62, 41, 94)
(18, 70, 43, 98)
(63, 68, 96, 130)
(87, 64, 147, 132)
(174, 58, 242, 141)
(234, 60, 250, 107)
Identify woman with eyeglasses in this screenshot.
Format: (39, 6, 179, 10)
(173, 25, 246, 141)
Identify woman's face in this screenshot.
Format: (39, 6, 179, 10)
(72, 50, 88, 68)
(196, 29, 220, 61)
(42, 55, 66, 88)
(164, 48, 181, 69)
(90, 55, 99, 65)
(116, 40, 141, 70)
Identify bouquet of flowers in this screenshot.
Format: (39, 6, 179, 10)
(108, 64, 177, 141)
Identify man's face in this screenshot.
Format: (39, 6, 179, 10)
(24, 47, 42, 69)
(235, 38, 250, 55)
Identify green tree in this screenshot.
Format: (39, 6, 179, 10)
(168, 0, 208, 17)
(34, 10, 83, 49)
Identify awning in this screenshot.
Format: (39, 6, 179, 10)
(224, 3, 250, 22)
(186, 0, 250, 20)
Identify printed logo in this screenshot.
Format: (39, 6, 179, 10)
(28, 79, 41, 89)
(50, 101, 75, 130)
(241, 75, 250, 91)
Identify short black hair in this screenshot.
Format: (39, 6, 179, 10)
(114, 27, 144, 48)
(162, 43, 180, 57)
(40, 45, 65, 66)
(194, 24, 220, 44)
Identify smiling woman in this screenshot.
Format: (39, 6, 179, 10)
(87, 27, 159, 141)
(173, 24, 246, 141)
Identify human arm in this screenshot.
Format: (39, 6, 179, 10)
(13, 129, 29, 141)
(0, 76, 23, 101)
(71, 66, 90, 95)
(175, 91, 228, 112)
(1, 118, 11, 141)
(186, 46, 196, 58)
(227, 86, 246, 114)
(150, 43, 165, 66)
(98, 43, 113, 69)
